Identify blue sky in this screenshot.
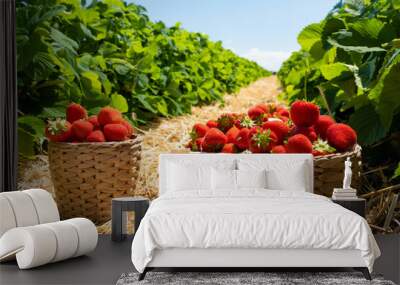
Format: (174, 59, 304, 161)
(130, 0, 338, 71)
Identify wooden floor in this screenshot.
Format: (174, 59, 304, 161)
(0, 234, 398, 285)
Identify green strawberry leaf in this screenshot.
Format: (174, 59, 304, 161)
(110, 93, 129, 113)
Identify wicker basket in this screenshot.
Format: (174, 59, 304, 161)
(314, 144, 362, 197)
(48, 136, 142, 224)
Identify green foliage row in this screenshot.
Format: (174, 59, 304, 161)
(278, 0, 400, 149)
(17, 0, 269, 157)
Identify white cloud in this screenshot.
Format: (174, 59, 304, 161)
(241, 48, 293, 72)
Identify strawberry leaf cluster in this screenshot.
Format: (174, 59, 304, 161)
(16, 0, 269, 157)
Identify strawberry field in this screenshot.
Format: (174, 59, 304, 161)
(16, 0, 399, 232)
(277, 0, 400, 181)
(16, 0, 269, 157)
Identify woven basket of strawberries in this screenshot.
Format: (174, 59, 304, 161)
(46, 104, 142, 224)
(186, 101, 361, 197)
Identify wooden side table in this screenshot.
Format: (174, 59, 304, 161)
(111, 197, 149, 242)
(332, 198, 366, 218)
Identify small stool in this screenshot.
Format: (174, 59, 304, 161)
(111, 197, 149, 242)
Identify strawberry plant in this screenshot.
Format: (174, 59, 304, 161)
(278, 0, 400, 177)
(16, 0, 269, 157)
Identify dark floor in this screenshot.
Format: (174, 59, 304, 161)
(0, 234, 399, 285)
(0, 235, 134, 285)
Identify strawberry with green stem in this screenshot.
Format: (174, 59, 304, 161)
(234, 115, 255, 129)
(217, 113, 237, 133)
(45, 119, 72, 142)
(262, 121, 290, 144)
(249, 128, 278, 153)
(312, 139, 336, 156)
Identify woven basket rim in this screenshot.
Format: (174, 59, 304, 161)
(314, 144, 361, 161)
(48, 136, 142, 146)
(189, 144, 362, 158)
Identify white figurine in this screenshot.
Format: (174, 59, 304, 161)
(343, 157, 352, 190)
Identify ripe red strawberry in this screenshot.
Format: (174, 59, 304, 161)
(249, 126, 261, 136)
(195, 137, 205, 151)
(255, 103, 269, 113)
(187, 137, 204, 152)
(312, 139, 336, 156)
(217, 113, 236, 133)
(248, 106, 266, 121)
(66, 103, 87, 123)
(291, 126, 318, 142)
(234, 128, 251, 150)
(262, 121, 290, 144)
(206, 120, 218, 128)
(221, 143, 238, 153)
(234, 115, 255, 129)
(202, 128, 227, 152)
(290, 100, 320, 127)
(119, 120, 134, 138)
(249, 129, 278, 153)
(271, 145, 287, 153)
(103, 123, 129, 141)
(286, 134, 313, 153)
(88, 115, 100, 130)
(226, 126, 240, 143)
(312, 150, 324, 156)
(87, 130, 106, 142)
(45, 119, 72, 142)
(98, 107, 122, 126)
(261, 113, 272, 122)
(278, 115, 290, 123)
(190, 123, 209, 140)
(314, 115, 335, 140)
(277, 107, 290, 118)
(71, 120, 93, 141)
(326, 123, 357, 151)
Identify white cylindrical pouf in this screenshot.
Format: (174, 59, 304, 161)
(65, 218, 98, 257)
(0, 226, 57, 269)
(0, 196, 17, 237)
(1, 192, 39, 227)
(42, 221, 79, 262)
(0, 218, 97, 269)
(23, 189, 60, 223)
